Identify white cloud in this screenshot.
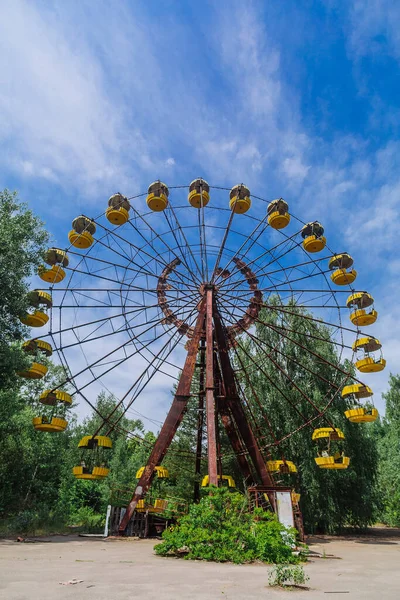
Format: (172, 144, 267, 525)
(347, 0, 400, 60)
(282, 157, 310, 181)
(3, 0, 397, 425)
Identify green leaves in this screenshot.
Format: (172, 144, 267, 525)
(268, 564, 309, 587)
(235, 301, 379, 533)
(376, 374, 400, 526)
(155, 487, 299, 564)
(0, 189, 49, 389)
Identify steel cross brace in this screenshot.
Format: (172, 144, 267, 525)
(118, 297, 207, 533)
(119, 288, 276, 534)
(212, 296, 276, 506)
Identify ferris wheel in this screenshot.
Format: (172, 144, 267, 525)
(18, 179, 385, 532)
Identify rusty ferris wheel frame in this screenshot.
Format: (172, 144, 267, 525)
(31, 181, 375, 534)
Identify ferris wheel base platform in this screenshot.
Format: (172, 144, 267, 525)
(108, 505, 171, 538)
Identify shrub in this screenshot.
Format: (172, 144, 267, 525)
(69, 506, 105, 532)
(268, 564, 309, 587)
(155, 487, 300, 564)
(1, 507, 67, 535)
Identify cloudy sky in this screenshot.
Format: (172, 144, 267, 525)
(1, 0, 398, 426)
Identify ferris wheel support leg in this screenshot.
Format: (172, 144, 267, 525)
(214, 358, 254, 485)
(193, 339, 206, 503)
(206, 288, 218, 487)
(212, 303, 276, 509)
(118, 300, 207, 535)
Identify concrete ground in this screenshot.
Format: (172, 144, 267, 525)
(0, 529, 399, 599)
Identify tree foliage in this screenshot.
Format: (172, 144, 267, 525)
(0, 189, 396, 540)
(376, 374, 400, 526)
(155, 487, 299, 563)
(0, 189, 49, 387)
(236, 301, 379, 533)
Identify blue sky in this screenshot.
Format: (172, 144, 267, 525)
(1, 0, 399, 422)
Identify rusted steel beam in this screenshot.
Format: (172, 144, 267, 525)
(118, 298, 206, 534)
(214, 358, 223, 482)
(205, 287, 218, 486)
(215, 358, 254, 485)
(212, 300, 276, 500)
(193, 338, 206, 502)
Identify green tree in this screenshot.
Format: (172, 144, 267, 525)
(376, 374, 400, 526)
(0, 362, 71, 517)
(0, 189, 53, 522)
(57, 392, 146, 523)
(236, 300, 379, 533)
(0, 189, 49, 388)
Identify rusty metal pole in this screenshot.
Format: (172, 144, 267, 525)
(212, 299, 276, 505)
(193, 338, 205, 502)
(215, 356, 254, 485)
(205, 287, 218, 486)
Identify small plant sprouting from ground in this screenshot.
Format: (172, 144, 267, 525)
(268, 564, 309, 588)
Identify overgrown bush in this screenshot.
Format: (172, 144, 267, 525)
(268, 564, 309, 587)
(69, 506, 105, 532)
(155, 487, 299, 564)
(0, 507, 66, 536)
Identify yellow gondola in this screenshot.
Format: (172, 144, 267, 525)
(78, 435, 112, 449)
(267, 460, 297, 474)
(38, 265, 66, 283)
(188, 178, 210, 208)
(341, 383, 373, 399)
(22, 339, 53, 357)
(267, 198, 290, 229)
(136, 465, 169, 479)
(68, 215, 96, 248)
(355, 356, 386, 373)
(344, 407, 378, 423)
(153, 498, 168, 512)
(347, 292, 377, 326)
(39, 248, 68, 284)
(44, 248, 69, 267)
(201, 474, 236, 487)
(301, 222, 326, 253)
(342, 380, 378, 423)
(106, 193, 131, 225)
(312, 428, 349, 469)
(315, 455, 350, 469)
(353, 337, 382, 353)
(72, 466, 110, 480)
(20, 310, 49, 327)
(135, 498, 168, 514)
(312, 427, 345, 441)
(329, 253, 357, 285)
(229, 184, 251, 214)
(18, 362, 48, 379)
(353, 336, 386, 373)
(39, 389, 72, 405)
(20, 338, 51, 380)
(26, 290, 52, 308)
(38, 248, 69, 283)
(33, 416, 68, 432)
(73, 435, 112, 480)
(19, 290, 53, 327)
(20, 290, 52, 327)
(33, 388, 72, 432)
(146, 181, 169, 212)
